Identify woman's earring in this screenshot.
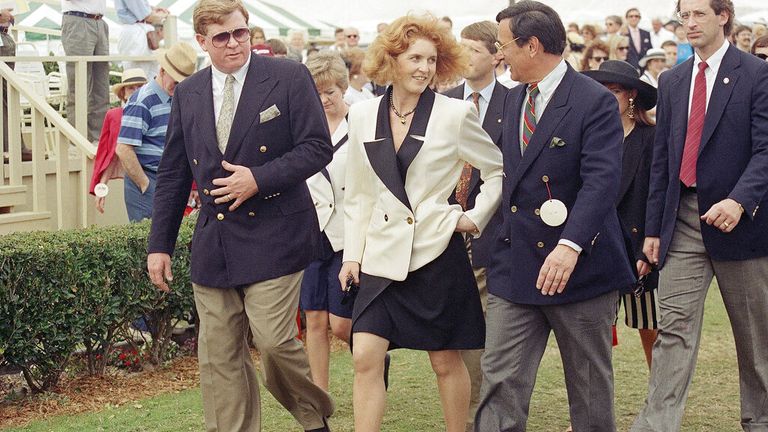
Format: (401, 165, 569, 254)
(628, 98, 635, 119)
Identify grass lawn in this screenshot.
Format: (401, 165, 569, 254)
(6, 284, 742, 431)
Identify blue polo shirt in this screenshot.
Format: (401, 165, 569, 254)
(118, 79, 171, 172)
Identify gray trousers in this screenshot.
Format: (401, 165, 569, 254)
(632, 190, 768, 432)
(475, 290, 618, 432)
(61, 14, 110, 142)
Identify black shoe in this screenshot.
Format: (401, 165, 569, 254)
(384, 352, 391, 391)
(305, 417, 330, 432)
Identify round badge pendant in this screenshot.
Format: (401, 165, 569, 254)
(94, 183, 109, 198)
(540, 199, 568, 227)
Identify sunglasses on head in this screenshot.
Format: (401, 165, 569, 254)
(757, 53, 768, 60)
(208, 27, 250, 48)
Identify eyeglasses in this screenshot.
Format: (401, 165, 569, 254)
(676, 9, 710, 24)
(617, 46, 630, 51)
(346, 34, 359, 39)
(757, 53, 768, 60)
(494, 37, 521, 52)
(207, 27, 250, 48)
(591, 56, 609, 62)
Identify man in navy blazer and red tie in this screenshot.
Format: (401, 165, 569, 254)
(474, 2, 634, 431)
(443, 20, 507, 431)
(631, 0, 768, 430)
(146, 1, 334, 431)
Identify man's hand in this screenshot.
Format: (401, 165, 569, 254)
(643, 237, 660, 265)
(536, 244, 579, 295)
(700, 198, 743, 233)
(147, 253, 173, 292)
(211, 161, 259, 211)
(455, 214, 479, 234)
(95, 196, 106, 214)
(338, 261, 361, 292)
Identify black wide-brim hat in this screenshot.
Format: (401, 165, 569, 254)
(582, 60, 657, 110)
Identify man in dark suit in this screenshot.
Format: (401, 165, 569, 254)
(631, 0, 768, 430)
(443, 19, 506, 432)
(475, 2, 634, 431)
(146, 1, 334, 431)
(626, 8, 654, 69)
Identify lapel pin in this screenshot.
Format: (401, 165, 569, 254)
(723, 77, 730, 84)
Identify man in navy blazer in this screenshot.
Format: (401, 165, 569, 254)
(146, 1, 334, 431)
(632, 0, 768, 430)
(475, 2, 634, 431)
(443, 19, 507, 431)
(626, 8, 654, 69)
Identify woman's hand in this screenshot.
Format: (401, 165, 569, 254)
(339, 261, 361, 292)
(636, 260, 651, 277)
(455, 214, 479, 234)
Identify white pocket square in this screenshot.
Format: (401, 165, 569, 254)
(259, 104, 281, 123)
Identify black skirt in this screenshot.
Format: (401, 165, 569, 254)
(352, 233, 485, 351)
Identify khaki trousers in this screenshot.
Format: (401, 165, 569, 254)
(194, 271, 334, 432)
(462, 237, 489, 431)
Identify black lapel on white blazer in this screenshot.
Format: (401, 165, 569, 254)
(364, 94, 412, 210)
(396, 87, 434, 179)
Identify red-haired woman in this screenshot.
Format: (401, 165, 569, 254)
(338, 14, 503, 432)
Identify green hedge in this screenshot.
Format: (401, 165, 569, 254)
(0, 217, 196, 393)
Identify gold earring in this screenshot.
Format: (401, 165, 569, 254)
(628, 98, 635, 119)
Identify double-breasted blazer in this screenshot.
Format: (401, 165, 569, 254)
(443, 81, 508, 268)
(488, 64, 635, 306)
(343, 89, 503, 281)
(148, 53, 332, 288)
(646, 44, 768, 266)
(306, 118, 348, 252)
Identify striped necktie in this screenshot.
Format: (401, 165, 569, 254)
(679, 62, 708, 187)
(522, 82, 540, 152)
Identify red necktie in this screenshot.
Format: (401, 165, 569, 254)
(522, 82, 540, 151)
(455, 92, 480, 210)
(679, 62, 708, 187)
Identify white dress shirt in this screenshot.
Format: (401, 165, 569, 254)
(688, 39, 729, 117)
(61, 0, 106, 14)
(517, 59, 582, 253)
(462, 79, 495, 124)
(212, 56, 250, 126)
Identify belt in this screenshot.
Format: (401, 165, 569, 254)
(680, 181, 697, 193)
(63, 11, 104, 20)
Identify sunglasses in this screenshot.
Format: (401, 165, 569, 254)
(207, 27, 250, 48)
(347, 34, 359, 39)
(757, 53, 768, 60)
(591, 56, 609, 62)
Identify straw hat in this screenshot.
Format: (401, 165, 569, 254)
(156, 42, 197, 83)
(638, 48, 667, 69)
(112, 68, 148, 101)
(582, 60, 657, 110)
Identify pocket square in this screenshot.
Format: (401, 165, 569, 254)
(549, 137, 566, 148)
(259, 104, 281, 123)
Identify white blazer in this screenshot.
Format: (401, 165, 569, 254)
(307, 118, 348, 252)
(343, 90, 503, 281)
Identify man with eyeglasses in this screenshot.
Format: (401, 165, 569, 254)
(344, 27, 360, 48)
(476, 2, 632, 431)
(146, 0, 335, 431)
(631, 0, 768, 430)
(625, 8, 653, 69)
(603, 15, 623, 40)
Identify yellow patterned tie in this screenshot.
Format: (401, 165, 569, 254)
(217, 74, 235, 154)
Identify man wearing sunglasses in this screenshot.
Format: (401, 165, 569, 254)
(625, 8, 653, 69)
(632, 0, 768, 430)
(344, 27, 360, 48)
(146, 0, 335, 431)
